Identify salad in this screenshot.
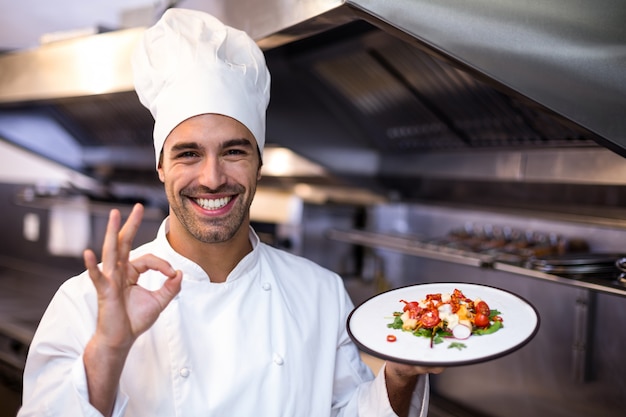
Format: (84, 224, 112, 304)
(387, 288, 503, 349)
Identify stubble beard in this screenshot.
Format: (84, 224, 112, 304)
(169, 183, 256, 244)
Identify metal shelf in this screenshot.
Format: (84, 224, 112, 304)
(326, 228, 626, 298)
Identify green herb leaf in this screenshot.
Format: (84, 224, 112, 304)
(473, 320, 503, 335)
(387, 314, 404, 329)
(448, 342, 467, 350)
(489, 309, 502, 319)
(432, 332, 445, 344)
(414, 328, 432, 338)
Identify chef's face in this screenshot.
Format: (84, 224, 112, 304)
(158, 113, 262, 244)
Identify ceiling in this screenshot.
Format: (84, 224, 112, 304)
(0, 0, 150, 51)
(0, 0, 229, 52)
(1, 0, 625, 209)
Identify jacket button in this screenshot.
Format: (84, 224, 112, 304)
(180, 367, 190, 378)
(262, 282, 271, 291)
(273, 353, 284, 366)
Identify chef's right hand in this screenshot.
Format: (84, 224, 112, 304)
(83, 203, 183, 350)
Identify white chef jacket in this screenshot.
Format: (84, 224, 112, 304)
(19, 219, 429, 417)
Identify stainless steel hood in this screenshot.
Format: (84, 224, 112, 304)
(0, 0, 625, 203)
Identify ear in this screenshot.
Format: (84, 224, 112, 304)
(257, 149, 263, 181)
(157, 165, 165, 183)
(156, 150, 165, 182)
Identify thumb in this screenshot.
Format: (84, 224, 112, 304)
(153, 270, 183, 310)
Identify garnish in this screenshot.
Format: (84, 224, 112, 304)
(386, 288, 503, 348)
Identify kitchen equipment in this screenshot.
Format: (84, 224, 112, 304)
(613, 256, 626, 285)
(528, 253, 624, 279)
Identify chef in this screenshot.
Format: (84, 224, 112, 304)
(18, 8, 442, 417)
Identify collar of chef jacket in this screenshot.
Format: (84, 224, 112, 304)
(134, 217, 261, 285)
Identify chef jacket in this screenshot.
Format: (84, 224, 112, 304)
(19, 218, 429, 417)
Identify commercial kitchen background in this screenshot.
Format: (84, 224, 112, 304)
(1, 1, 626, 417)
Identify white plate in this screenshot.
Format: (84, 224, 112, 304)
(347, 283, 539, 366)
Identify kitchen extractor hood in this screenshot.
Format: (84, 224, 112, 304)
(0, 0, 624, 202)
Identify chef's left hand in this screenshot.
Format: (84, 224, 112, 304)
(384, 361, 444, 417)
(386, 360, 445, 378)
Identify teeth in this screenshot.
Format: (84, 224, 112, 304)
(195, 196, 231, 210)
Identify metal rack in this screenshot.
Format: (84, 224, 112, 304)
(326, 228, 626, 298)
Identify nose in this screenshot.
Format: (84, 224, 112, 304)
(198, 155, 227, 190)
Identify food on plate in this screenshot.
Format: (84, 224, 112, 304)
(387, 288, 503, 348)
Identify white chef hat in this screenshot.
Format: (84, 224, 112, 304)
(132, 8, 271, 167)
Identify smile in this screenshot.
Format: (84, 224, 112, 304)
(194, 196, 232, 210)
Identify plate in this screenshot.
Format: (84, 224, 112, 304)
(347, 283, 539, 366)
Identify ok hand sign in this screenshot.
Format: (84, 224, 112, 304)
(82, 203, 182, 416)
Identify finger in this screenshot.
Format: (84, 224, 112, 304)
(129, 254, 177, 278)
(101, 209, 122, 274)
(127, 255, 182, 311)
(411, 366, 443, 374)
(387, 361, 444, 377)
(152, 270, 183, 309)
(83, 249, 104, 287)
(117, 203, 144, 260)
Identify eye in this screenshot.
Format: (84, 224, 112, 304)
(225, 148, 246, 156)
(176, 150, 199, 159)
(223, 147, 253, 159)
(221, 138, 255, 159)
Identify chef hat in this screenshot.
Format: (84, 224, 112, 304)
(132, 8, 271, 167)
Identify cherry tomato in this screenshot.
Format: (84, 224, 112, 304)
(400, 299, 421, 319)
(474, 313, 490, 328)
(387, 334, 397, 342)
(475, 301, 490, 316)
(419, 309, 440, 328)
(400, 299, 420, 312)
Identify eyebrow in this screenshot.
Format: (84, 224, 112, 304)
(169, 141, 201, 153)
(169, 138, 254, 153)
(223, 138, 255, 150)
